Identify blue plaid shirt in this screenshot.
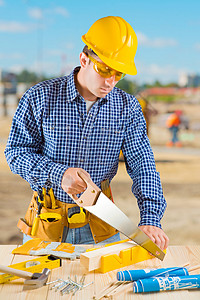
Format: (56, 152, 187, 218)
(5, 67, 166, 228)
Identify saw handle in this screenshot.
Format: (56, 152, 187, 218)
(0, 264, 33, 280)
(68, 171, 101, 207)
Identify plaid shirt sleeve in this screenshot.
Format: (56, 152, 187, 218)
(4, 84, 67, 190)
(122, 100, 166, 228)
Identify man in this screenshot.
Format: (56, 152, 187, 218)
(5, 16, 169, 250)
(166, 110, 183, 147)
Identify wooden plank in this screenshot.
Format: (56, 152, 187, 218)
(80, 241, 136, 271)
(0, 245, 17, 265)
(185, 245, 200, 273)
(0, 245, 17, 295)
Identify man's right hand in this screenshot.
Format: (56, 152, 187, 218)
(61, 168, 90, 196)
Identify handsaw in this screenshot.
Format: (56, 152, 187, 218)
(68, 172, 165, 260)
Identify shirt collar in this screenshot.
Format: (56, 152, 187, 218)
(66, 67, 81, 102)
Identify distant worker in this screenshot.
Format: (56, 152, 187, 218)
(5, 16, 169, 250)
(166, 110, 183, 147)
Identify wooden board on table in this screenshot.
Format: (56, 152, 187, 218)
(80, 240, 136, 271)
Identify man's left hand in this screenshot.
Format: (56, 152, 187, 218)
(139, 225, 169, 250)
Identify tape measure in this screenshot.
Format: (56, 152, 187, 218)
(68, 206, 86, 224)
(0, 255, 61, 284)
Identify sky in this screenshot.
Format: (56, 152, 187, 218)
(0, 0, 200, 84)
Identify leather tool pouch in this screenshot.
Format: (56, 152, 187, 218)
(17, 180, 117, 243)
(17, 192, 64, 242)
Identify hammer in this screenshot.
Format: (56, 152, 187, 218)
(0, 264, 50, 290)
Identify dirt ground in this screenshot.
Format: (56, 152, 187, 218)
(0, 100, 200, 246)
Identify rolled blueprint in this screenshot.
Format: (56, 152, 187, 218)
(117, 267, 188, 281)
(133, 275, 200, 293)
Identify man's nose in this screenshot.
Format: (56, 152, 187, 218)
(105, 75, 116, 86)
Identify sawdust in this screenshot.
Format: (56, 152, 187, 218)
(0, 101, 200, 245)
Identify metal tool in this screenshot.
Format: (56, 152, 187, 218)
(42, 187, 48, 208)
(46, 279, 62, 285)
(47, 275, 93, 296)
(68, 172, 165, 260)
(31, 190, 44, 236)
(0, 265, 50, 290)
(49, 187, 58, 209)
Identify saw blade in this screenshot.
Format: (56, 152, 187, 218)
(84, 192, 165, 260)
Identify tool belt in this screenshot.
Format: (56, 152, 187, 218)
(18, 187, 118, 243)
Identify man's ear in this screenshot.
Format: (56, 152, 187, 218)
(79, 52, 89, 68)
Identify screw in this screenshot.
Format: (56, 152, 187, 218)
(47, 276, 94, 296)
(46, 279, 62, 285)
(55, 281, 69, 291)
(67, 284, 77, 294)
(61, 284, 76, 295)
(83, 281, 94, 288)
(72, 285, 80, 296)
(51, 281, 65, 290)
(60, 283, 74, 295)
(68, 278, 83, 289)
(80, 274, 86, 286)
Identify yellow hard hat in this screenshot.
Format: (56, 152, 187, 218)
(82, 16, 138, 75)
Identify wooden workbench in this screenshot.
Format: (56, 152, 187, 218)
(0, 245, 200, 299)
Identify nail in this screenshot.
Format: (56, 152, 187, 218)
(83, 281, 94, 288)
(46, 279, 62, 285)
(80, 274, 86, 286)
(51, 281, 65, 290)
(60, 283, 74, 295)
(72, 286, 80, 296)
(55, 281, 69, 291)
(69, 278, 82, 288)
(67, 285, 77, 294)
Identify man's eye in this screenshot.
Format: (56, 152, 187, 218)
(116, 72, 122, 77)
(100, 67, 110, 74)
(104, 67, 113, 74)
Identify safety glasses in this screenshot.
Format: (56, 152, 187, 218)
(88, 54, 125, 81)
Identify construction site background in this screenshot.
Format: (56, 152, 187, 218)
(0, 79, 200, 246)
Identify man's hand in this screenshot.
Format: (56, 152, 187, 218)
(139, 225, 169, 250)
(61, 168, 90, 197)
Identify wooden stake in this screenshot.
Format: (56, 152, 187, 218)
(188, 264, 200, 272)
(94, 281, 122, 300)
(106, 282, 133, 297)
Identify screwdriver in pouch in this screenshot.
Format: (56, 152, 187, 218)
(31, 191, 44, 236)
